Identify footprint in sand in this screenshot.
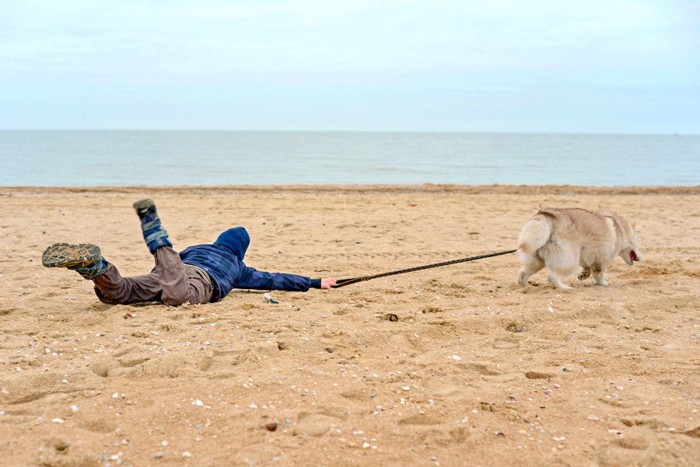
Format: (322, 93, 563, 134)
(398, 414, 442, 426)
(293, 411, 347, 437)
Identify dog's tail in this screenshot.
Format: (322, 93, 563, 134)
(517, 215, 552, 254)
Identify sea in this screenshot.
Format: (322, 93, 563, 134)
(0, 130, 698, 186)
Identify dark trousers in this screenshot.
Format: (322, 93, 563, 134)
(93, 247, 214, 306)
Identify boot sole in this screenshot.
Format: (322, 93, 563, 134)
(42, 243, 101, 268)
(133, 198, 156, 211)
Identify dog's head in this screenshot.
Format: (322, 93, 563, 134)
(618, 218, 642, 266)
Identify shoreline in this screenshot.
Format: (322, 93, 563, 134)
(2, 183, 700, 196)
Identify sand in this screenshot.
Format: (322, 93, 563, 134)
(1, 185, 699, 466)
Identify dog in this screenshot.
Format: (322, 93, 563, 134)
(516, 208, 641, 289)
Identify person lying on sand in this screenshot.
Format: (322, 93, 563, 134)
(41, 199, 336, 306)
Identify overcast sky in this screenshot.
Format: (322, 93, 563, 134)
(1, 0, 698, 133)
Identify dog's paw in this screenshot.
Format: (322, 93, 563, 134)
(578, 268, 591, 280)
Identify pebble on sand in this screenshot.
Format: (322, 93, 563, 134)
(265, 421, 279, 431)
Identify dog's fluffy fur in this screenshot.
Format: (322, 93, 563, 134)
(517, 208, 641, 289)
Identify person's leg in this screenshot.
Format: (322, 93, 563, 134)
(184, 264, 215, 304)
(42, 243, 163, 304)
(93, 262, 162, 304)
(41, 242, 209, 305)
(152, 246, 190, 305)
(134, 199, 213, 305)
(149, 247, 214, 305)
(133, 198, 188, 305)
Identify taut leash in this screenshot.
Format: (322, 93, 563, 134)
(332, 249, 517, 288)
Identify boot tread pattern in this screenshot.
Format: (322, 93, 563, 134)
(41, 243, 101, 268)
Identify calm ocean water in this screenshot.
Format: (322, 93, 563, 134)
(1, 130, 698, 186)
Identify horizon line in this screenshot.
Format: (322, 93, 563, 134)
(0, 128, 696, 137)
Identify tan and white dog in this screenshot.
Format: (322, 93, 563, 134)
(517, 208, 641, 289)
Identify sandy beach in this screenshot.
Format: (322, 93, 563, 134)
(1, 184, 699, 466)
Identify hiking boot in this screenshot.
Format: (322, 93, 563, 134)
(42, 243, 107, 280)
(133, 198, 172, 253)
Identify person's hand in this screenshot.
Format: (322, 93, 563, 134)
(320, 278, 336, 289)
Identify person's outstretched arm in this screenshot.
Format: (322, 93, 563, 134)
(237, 266, 335, 291)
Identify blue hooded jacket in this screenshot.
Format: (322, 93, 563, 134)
(179, 227, 313, 302)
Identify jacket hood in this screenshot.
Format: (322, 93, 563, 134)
(213, 227, 250, 260)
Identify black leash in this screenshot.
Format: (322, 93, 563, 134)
(332, 249, 517, 288)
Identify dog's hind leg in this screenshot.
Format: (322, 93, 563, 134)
(547, 263, 579, 289)
(592, 264, 608, 286)
(548, 272, 572, 289)
(517, 253, 544, 286)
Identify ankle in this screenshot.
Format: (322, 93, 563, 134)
(69, 257, 107, 280)
(146, 232, 172, 253)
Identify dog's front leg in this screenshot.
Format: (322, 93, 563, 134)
(578, 267, 591, 280)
